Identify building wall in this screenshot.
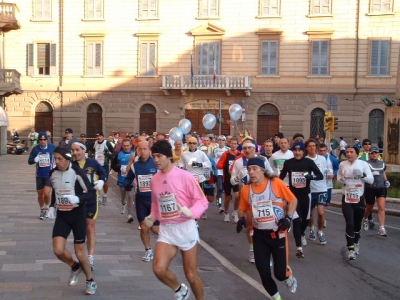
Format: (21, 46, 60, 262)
(3, 0, 398, 142)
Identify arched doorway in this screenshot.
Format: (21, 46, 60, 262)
(368, 109, 384, 142)
(140, 104, 156, 135)
(86, 103, 102, 138)
(257, 104, 279, 143)
(35, 101, 53, 133)
(310, 108, 325, 138)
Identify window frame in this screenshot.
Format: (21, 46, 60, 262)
(32, 0, 52, 21)
(198, 0, 219, 19)
(84, 0, 104, 20)
(27, 42, 57, 76)
(84, 40, 104, 77)
(260, 40, 279, 76)
(369, 0, 394, 14)
(309, 0, 332, 16)
(368, 38, 391, 76)
(139, 40, 158, 77)
(196, 40, 221, 76)
(310, 39, 331, 76)
(138, 0, 159, 19)
(259, 0, 281, 17)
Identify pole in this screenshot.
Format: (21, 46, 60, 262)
(218, 98, 222, 136)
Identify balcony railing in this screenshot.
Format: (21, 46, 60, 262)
(0, 3, 20, 31)
(161, 75, 252, 96)
(0, 69, 22, 96)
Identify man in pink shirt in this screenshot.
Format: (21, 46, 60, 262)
(144, 140, 208, 300)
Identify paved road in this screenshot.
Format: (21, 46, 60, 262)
(0, 154, 399, 299)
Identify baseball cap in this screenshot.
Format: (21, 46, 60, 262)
(65, 128, 73, 134)
(38, 132, 48, 140)
(96, 131, 104, 136)
(274, 132, 284, 138)
(80, 133, 86, 137)
(293, 141, 305, 151)
(218, 135, 226, 141)
(370, 146, 379, 153)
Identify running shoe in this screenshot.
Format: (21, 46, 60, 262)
(39, 209, 46, 220)
(232, 211, 239, 223)
(85, 280, 97, 295)
(68, 264, 82, 286)
(45, 208, 49, 218)
(301, 235, 307, 246)
(319, 233, 327, 245)
(363, 218, 369, 231)
(369, 218, 375, 229)
(218, 206, 225, 214)
(142, 248, 154, 262)
(127, 214, 134, 223)
(102, 196, 107, 206)
(174, 283, 190, 300)
(309, 226, 316, 241)
(296, 247, 304, 258)
(347, 249, 356, 260)
(249, 250, 255, 263)
(223, 212, 230, 222)
(354, 243, 360, 255)
(88, 255, 94, 271)
(201, 212, 207, 220)
(285, 267, 297, 293)
(137, 226, 141, 230)
(121, 204, 126, 214)
(378, 227, 387, 237)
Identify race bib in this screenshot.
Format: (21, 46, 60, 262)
(251, 200, 275, 228)
(121, 164, 128, 177)
(292, 172, 306, 188)
(158, 194, 179, 220)
(56, 189, 74, 211)
(138, 174, 152, 192)
(228, 160, 234, 168)
(204, 168, 211, 180)
(95, 152, 104, 165)
(38, 153, 50, 167)
(344, 181, 362, 203)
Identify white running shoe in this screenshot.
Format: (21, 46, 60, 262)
(378, 227, 387, 237)
(142, 248, 154, 262)
(318, 233, 327, 245)
(309, 226, 316, 241)
(347, 249, 356, 260)
(232, 211, 239, 223)
(301, 235, 307, 246)
(174, 283, 190, 300)
(88, 255, 94, 271)
(223, 212, 230, 222)
(121, 204, 126, 214)
(85, 280, 97, 295)
(39, 209, 46, 220)
(127, 214, 134, 223)
(249, 250, 255, 263)
(296, 247, 304, 258)
(285, 267, 297, 293)
(68, 264, 82, 286)
(363, 218, 369, 231)
(354, 243, 360, 255)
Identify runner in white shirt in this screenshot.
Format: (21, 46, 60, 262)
(269, 138, 294, 186)
(305, 138, 332, 245)
(213, 135, 230, 213)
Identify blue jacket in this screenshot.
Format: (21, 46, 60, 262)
(117, 150, 134, 186)
(28, 143, 57, 178)
(325, 153, 339, 176)
(124, 156, 157, 197)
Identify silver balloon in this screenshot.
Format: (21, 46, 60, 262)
(169, 127, 183, 142)
(202, 114, 217, 130)
(178, 119, 192, 134)
(229, 104, 242, 121)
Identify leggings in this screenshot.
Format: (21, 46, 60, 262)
(253, 228, 290, 297)
(292, 193, 311, 247)
(216, 175, 223, 200)
(341, 195, 365, 248)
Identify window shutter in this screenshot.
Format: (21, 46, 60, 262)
(141, 43, 148, 75)
(311, 41, 319, 75)
(199, 0, 208, 17)
(43, 0, 51, 19)
(87, 43, 93, 75)
(149, 43, 156, 75)
(149, 0, 157, 17)
(269, 41, 277, 75)
(370, 40, 379, 75)
(210, 0, 218, 16)
(50, 43, 56, 75)
(87, 0, 94, 18)
(379, 40, 389, 75)
(197, 42, 209, 75)
(320, 40, 329, 75)
(95, 0, 103, 18)
(27, 43, 34, 75)
(36, 0, 42, 19)
(95, 43, 102, 74)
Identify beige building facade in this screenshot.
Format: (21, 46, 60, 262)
(1, 0, 399, 144)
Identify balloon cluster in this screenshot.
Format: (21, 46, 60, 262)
(169, 119, 192, 142)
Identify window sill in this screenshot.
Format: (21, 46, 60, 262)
(30, 19, 53, 22)
(256, 15, 281, 19)
(136, 75, 159, 78)
(365, 75, 392, 78)
(306, 75, 332, 78)
(306, 14, 333, 18)
(366, 12, 395, 16)
(30, 75, 56, 78)
(135, 18, 160, 21)
(195, 17, 220, 20)
(256, 75, 281, 78)
(81, 18, 105, 22)
(82, 75, 104, 78)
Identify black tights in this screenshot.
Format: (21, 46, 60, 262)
(292, 194, 310, 247)
(341, 196, 365, 248)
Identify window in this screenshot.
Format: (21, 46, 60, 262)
(27, 43, 56, 76)
(198, 0, 219, 18)
(369, 0, 393, 14)
(139, 0, 158, 19)
(261, 41, 278, 75)
(327, 95, 338, 111)
(310, 0, 331, 15)
(85, 0, 104, 19)
(368, 109, 384, 143)
(311, 40, 330, 76)
(310, 108, 325, 138)
(259, 0, 280, 16)
(370, 40, 390, 76)
(86, 42, 103, 76)
(197, 41, 220, 75)
(33, 0, 52, 19)
(140, 42, 157, 76)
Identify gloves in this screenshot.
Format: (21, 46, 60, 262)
(64, 195, 80, 205)
(47, 207, 56, 219)
(120, 165, 127, 173)
(236, 216, 247, 233)
(179, 206, 193, 218)
(144, 215, 157, 228)
(192, 162, 203, 168)
(384, 180, 390, 188)
(338, 178, 346, 186)
(34, 155, 40, 163)
(303, 172, 315, 180)
(277, 216, 292, 231)
(93, 180, 104, 191)
(125, 184, 134, 191)
(353, 169, 363, 179)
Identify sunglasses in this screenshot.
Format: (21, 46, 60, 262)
(39, 138, 47, 141)
(188, 142, 197, 145)
(363, 143, 371, 145)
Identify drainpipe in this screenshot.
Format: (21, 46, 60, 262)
(351, 0, 360, 138)
(59, 0, 64, 138)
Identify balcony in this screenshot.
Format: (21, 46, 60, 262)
(0, 69, 22, 96)
(0, 3, 20, 31)
(161, 75, 252, 97)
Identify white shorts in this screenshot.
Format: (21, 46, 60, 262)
(157, 219, 199, 251)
